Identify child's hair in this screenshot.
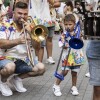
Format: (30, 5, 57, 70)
(64, 14, 76, 23)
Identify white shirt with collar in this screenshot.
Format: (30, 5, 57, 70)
(0, 20, 28, 59)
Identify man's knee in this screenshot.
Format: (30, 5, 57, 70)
(36, 62, 45, 75)
(1, 62, 15, 75)
(28, 63, 45, 77)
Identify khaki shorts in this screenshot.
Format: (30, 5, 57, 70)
(41, 26, 55, 47)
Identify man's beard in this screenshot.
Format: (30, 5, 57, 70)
(15, 19, 23, 29)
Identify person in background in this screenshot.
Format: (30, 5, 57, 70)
(85, 0, 99, 78)
(56, 2, 66, 34)
(28, 0, 61, 64)
(86, 0, 100, 100)
(0, 0, 9, 21)
(86, 40, 100, 100)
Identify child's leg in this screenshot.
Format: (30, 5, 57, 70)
(71, 71, 77, 86)
(55, 70, 69, 85)
(53, 70, 69, 96)
(70, 66, 80, 96)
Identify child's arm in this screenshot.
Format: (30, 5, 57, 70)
(58, 34, 69, 49)
(80, 32, 84, 40)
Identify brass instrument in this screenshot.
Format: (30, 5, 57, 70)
(31, 25, 48, 42)
(27, 16, 48, 42)
(22, 16, 48, 67)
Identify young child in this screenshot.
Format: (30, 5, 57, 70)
(52, 14, 84, 96)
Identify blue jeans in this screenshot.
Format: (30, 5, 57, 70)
(0, 59, 32, 74)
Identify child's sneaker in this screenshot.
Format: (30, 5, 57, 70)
(52, 84, 62, 96)
(71, 86, 79, 96)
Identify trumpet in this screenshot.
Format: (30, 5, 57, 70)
(22, 16, 48, 67)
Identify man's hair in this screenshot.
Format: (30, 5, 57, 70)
(14, 1, 28, 10)
(64, 14, 76, 23)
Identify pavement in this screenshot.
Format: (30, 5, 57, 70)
(0, 34, 93, 100)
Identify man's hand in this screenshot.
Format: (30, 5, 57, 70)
(18, 33, 31, 44)
(21, 18, 35, 33)
(48, 0, 61, 8)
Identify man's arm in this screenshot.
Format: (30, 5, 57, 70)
(48, 0, 61, 8)
(0, 38, 23, 49)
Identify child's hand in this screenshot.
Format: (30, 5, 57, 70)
(60, 34, 65, 43)
(64, 42, 69, 49)
(70, 32, 76, 36)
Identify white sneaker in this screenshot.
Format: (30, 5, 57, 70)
(46, 57, 55, 64)
(52, 84, 62, 96)
(85, 72, 90, 78)
(71, 86, 79, 96)
(0, 82, 13, 96)
(9, 76, 27, 93)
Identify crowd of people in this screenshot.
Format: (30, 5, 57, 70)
(0, 0, 100, 100)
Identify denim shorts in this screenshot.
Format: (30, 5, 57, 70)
(41, 26, 55, 47)
(0, 59, 32, 74)
(0, 59, 12, 70)
(86, 40, 100, 86)
(88, 58, 100, 86)
(61, 66, 80, 72)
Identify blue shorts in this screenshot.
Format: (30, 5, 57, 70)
(41, 26, 55, 47)
(61, 66, 80, 72)
(0, 59, 12, 70)
(0, 59, 32, 74)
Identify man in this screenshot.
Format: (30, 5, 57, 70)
(0, 1, 45, 96)
(28, 0, 61, 64)
(85, 0, 100, 100)
(86, 41, 100, 100)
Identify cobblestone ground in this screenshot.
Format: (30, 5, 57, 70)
(0, 35, 93, 100)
